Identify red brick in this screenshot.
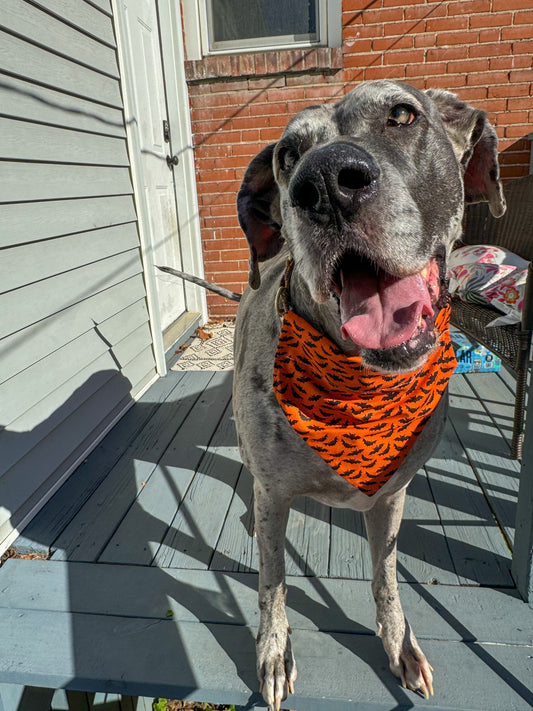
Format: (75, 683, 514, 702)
(498, 148, 530, 163)
(426, 16, 469, 32)
(415, 34, 437, 48)
(507, 97, 533, 111)
(447, 0, 491, 14)
(489, 83, 531, 98)
(469, 42, 512, 58)
(453, 86, 488, 101)
(363, 65, 406, 80)
(404, 3, 446, 20)
(447, 58, 489, 74)
(467, 70, 512, 86)
(427, 46, 468, 61)
(428, 74, 467, 88)
(512, 40, 533, 55)
(240, 129, 262, 142)
(344, 52, 381, 68)
(478, 28, 501, 43)
(406, 61, 447, 77)
(260, 127, 283, 140)
(362, 7, 404, 24)
(383, 49, 425, 65)
(469, 13, 512, 29)
(381, 20, 425, 36)
(372, 35, 414, 51)
(493, 0, 532, 10)
(501, 25, 531, 40)
(509, 69, 533, 82)
(250, 102, 287, 116)
(497, 111, 529, 125)
(382, 0, 423, 5)
(514, 10, 533, 25)
(437, 31, 479, 45)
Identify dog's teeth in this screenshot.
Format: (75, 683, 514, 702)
(420, 266, 429, 279)
(340, 269, 345, 289)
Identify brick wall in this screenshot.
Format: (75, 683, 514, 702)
(185, 0, 533, 318)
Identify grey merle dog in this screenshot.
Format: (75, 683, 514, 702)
(231, 80, 505, 710)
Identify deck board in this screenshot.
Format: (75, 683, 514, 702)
(99, 371, 234, 566)
(210, 466, 258, 573)
(449, 375, 520, 547)
(3, 366, 531, 710)
(51, 371, 219, 562)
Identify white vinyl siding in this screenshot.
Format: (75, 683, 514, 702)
(0, 0, 157, 552)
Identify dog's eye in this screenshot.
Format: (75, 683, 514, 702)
(278, 146, 299, 172)
(387, 104, 418, 127)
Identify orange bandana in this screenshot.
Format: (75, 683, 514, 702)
(273, 304, 457, 496)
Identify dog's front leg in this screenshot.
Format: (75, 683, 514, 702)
(364, 488, 434, 698)
(253, 479, 297, 711)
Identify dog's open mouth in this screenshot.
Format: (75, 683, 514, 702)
(332, 253, 442, 354)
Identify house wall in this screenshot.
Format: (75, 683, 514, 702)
(184, 0, 533, 318)
(0, 0, 157, 552)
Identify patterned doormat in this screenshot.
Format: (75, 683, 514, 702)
(172, 321, 235, 371)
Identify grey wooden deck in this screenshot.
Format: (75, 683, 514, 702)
(1, 368, 532, 711)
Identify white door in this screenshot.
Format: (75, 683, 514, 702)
(121, 0, 186, 335)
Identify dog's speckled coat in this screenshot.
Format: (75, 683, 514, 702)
(233, 81, 505, 711)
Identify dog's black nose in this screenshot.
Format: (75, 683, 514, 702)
(290, 142, 379, 219)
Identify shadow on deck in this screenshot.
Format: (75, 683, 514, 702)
(0, 368, 532, 711)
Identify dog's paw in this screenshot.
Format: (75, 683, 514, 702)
(378, 620, 434, 699)
(256, 627, 297, 711)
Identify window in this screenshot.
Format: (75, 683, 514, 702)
(183, 0, 341, 59)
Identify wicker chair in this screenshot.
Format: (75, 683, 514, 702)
(450, 173, 533, 459)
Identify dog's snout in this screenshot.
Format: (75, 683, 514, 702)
(290, 142, 379, 219)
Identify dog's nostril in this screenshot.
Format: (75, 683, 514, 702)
(338, 167, 373, 192)
(293, 180, 321, 210)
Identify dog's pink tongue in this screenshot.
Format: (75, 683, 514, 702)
(340, 270, 433, 349)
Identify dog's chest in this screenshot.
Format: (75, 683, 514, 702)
(272, 308, 456, 497)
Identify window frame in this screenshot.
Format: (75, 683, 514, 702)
(182, 0, 341, 60)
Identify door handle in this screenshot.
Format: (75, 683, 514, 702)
(166, 154, 179, 168)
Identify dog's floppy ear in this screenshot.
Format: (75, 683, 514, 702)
(237, 144, 283, 289)
(426, 89, 506, 218)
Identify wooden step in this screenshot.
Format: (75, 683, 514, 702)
(0, 560, 531, 711)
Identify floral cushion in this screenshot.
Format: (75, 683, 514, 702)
(447, 245, 529, 325)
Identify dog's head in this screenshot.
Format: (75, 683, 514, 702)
(237, 80, 505, 371)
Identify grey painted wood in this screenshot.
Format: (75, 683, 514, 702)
(0, 1, 119, 76)
(1, 249, 141, 340)
(29, 0, 116, 45)
(399, 469, 460, 585)
(14, 372, 187, 556)
(449, 375, 520, 547)
(0, 76, 126, 139)
(0, 118, 129, 166)
(51, 372, 218, 562)
(329, 506, 370, 579)
(210, 466, 258, 573)
(425, 418, 513, 587)
(0, 162, 132, 202)
(0, 276, 147, 385)
(0, 605, 531, 710)
(2, 223, 139, 295)
(464, 372, 515, 448)
(0, 195, 135, 249)
(0, 32, 122, 106)
(2, 561, 531, 646)
(512, 373, 533, 604)
(285, 496, 330, 577)
(122, 372, 237, 568)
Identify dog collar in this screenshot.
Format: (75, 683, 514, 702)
(273, 304, 457, 496)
